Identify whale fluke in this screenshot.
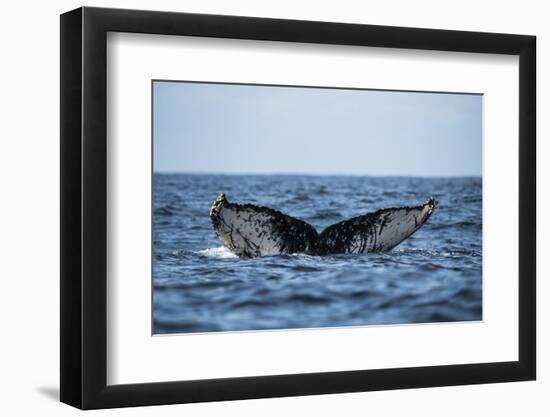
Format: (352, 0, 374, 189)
(210, 194, 436, 258)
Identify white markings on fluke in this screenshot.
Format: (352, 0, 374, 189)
(210, 193, 436, 258)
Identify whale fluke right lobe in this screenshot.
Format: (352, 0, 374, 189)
(316, 197, 436, 255)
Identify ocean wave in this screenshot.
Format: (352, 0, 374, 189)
(429, 220, 481, 231)
(391, 248, 481, 258)
(291, 193, 311, 202)
(310, 210, 343, 220)
(154, 205, 176, 216)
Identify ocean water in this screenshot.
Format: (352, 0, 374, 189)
(153, 174, 482, 334)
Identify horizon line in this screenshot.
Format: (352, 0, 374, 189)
(153, 171, 482, 179)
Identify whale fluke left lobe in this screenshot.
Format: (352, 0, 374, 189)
(210, 194, 318, 258)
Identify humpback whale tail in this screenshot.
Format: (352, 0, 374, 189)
(210, 194, 436, 258)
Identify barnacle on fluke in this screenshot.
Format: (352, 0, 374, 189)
(210, 194, 436, 258)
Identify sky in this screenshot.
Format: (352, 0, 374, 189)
(153, 81, 482, 177)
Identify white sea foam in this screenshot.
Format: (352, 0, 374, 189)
(196, 246, 238, 259)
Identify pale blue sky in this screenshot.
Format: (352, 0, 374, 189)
(153, 81, 482, 177)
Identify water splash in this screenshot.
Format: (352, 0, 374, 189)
(196, 246, 238, 259)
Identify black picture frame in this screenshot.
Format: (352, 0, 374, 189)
(60, 6, 536, 410)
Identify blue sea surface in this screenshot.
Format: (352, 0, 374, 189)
(153, 174, 482, 334)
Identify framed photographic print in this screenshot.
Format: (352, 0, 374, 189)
(60, 6, 536, 409)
